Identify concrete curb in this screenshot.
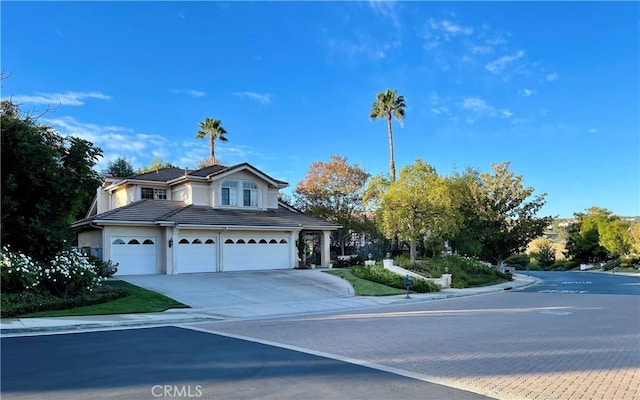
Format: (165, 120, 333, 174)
(1, 274, 538, 336)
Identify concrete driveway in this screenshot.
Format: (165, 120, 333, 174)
(118, 269, 354, 309)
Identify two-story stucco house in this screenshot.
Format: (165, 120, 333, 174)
(72, 163, 339, 275)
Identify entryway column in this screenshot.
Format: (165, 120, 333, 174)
(321, 230, 331, 268)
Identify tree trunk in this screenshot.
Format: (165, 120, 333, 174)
(387, 114, 396, 182)
(409, 239, 417, 263)
(209, 134, 215, 164)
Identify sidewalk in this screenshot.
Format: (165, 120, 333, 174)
(0, 274, 538, 336)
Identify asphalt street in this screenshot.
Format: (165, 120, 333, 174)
(1, 326, 490, 400)
(2, 271, 638, 400)
(520, 271, 640, 295)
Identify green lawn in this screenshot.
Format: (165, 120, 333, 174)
(325, 268, 407, 296)
(22, 280, 189, 317)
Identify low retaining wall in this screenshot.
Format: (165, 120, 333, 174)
(382, 260, 451, 289)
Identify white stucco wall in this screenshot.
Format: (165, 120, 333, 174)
(190, 183, 210, 206)
(112, 186, 136, 208)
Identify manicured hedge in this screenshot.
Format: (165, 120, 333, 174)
(351, 264, 440, 293)
(1, 284, 129, 318)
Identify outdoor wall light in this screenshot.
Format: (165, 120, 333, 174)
(168, 239, 173, 248)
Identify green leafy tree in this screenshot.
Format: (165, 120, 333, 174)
(531, 238, 556, 268)
(630, 222, 640, 255)
(106, 157, 135, 177)
(369, 89, 406, 182)
(374, 160, 458, 263)
(566, 207, 633, 261)
(137, 157, 179, 174)
(294, 155, 370, 255)
(450, 162, 552, 265)
(196, 117, 228, 165)
(1, 100, 103, 261)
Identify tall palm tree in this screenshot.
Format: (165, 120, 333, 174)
(196, 117, 228, 165)
(369, 89, 406, 182)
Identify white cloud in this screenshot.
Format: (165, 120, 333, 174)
(440, 20, 473, 35)
(485, 50, 525, 74)
(499, 109, 514, 118)
(422, 18, 473, 50)
(10, 91, 111, 106)
(459, 97, 514, 121)
(233, 91, 272, 104)
(173, 89, 206, 97)
(589, 128, 598, 133)
(519, 88, 536, 97)
(460, 97, 493, 114)
(43, 117, 165, 155)
(546, 73, 559, 81)
(470, 45, 493, 55)
(368, 0, 400, 27)
(326, 33, 399, 62)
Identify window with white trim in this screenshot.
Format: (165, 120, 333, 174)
(242, 182, 258, 207)
(141, 187, 167, 200)
(221, 180, 259, 207)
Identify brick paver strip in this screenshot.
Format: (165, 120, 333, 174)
(191, 292, 640, 400)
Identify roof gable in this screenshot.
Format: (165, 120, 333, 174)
(207, 163, 288, 188)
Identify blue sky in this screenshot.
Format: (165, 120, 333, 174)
(2, 1, 638, 218)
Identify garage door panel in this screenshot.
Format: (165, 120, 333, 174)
(111, 237, 157, 275)
(223, 236, 290, 272)
(176, 237, 217, 273)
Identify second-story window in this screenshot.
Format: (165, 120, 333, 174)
(222, 180, 258, 207)
(141, 188, 167, 200)
(221, 181, 238, 206)
(243, 182, 258, 207)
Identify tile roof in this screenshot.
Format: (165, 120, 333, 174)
(73, 200, 339, 230)
(73, 200, 187, 226)
(128, 168, 187, 182)
(188, 165, 227, 177)
(114, 163, 287, 186)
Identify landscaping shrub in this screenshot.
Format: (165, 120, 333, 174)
(504, 253, 531, 268)
(39, 250, 103, 299)
(1, 284, 129, 318)
(88, 257, 119, 278)
(406, 255, 512, 288)
(352, 265, 440, 293)
(603, 259, 621, 271)
(0, 246, 41, 293)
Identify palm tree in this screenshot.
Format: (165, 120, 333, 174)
(196, 117, 228, 165)
(369, 89, 406, 182)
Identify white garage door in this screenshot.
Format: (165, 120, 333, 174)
(176, 237, 217, 273)
(223, 236, 291, 272)
(111, 237, 157, 275)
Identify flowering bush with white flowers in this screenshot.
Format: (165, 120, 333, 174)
(0, 246, 41, 293)
(39, 249, 103, 299)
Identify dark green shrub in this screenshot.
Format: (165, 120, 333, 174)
(504, 253, 530, 267)
(90, 258, 119, 278)
(351, 265, 440, 293)
(603, 259, 621, 271)
(0, 284, 129, 318)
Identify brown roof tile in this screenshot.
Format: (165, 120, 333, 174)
(73, 200, 338, 230)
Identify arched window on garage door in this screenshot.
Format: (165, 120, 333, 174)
(179, 239, 189, 244)
(113, 239, 125, 245)
(225, 239, 234, 244)
(192, 239, 202, 244)
(205, 239, 215, 244)
(128, 239, 140, 244)
(143, 239, 155, 245)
